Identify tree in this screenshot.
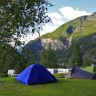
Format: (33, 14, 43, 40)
(40, 43, 57, 68)
(0, 44, 6, 73)
(69, 42, 83, 67)
(22, 48, 35, 65)
(83, 57, 91, 67)
(0, 0, 52, 74)
(0, 44, 15, 73)
(3, 53, 14, 73)
(0, 0, 52, 46)
(15, 56, 28, 74)
(0, 43, 28, 74)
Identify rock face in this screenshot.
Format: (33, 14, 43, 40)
(79, 12, 96, 21)
(88, 12, 96, 20)
(25, 37, 71, 52)
(41, 38, 70, 50)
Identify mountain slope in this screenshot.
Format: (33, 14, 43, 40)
(24, 12, 96, 65)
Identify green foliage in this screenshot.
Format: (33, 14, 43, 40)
(93, 66, 96, 73)
(0, 73, 8, 78)
(0, 77, 96, 96)
(0, 0, 52, 74)
(0, 44, 16, 73)
(83, 57, 91, 67)
(39, 18, 96, 66)
(69, 42, 83, 67)
(14, 56, 28, 74)
(0, 0, 52, 45)
(22, 48, 37, 66)
(40, 43, 57, 68)
(25, 13, 96, 65)
(0, 43, 28, 74)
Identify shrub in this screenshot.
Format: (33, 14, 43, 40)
(0, 73, 8, 78)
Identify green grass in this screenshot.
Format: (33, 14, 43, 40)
(53, 73, 65, 78)
(85, 66, 94, 73)
(0, 77, 96, 96)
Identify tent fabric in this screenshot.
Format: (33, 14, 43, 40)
(16, 64, 57, 85)
(70, 67, 96, 79)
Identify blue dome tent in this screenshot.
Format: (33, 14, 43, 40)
(16, 64, 57, 85)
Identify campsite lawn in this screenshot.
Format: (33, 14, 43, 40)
(0, 77, 96, 96)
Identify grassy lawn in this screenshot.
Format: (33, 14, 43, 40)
(0, 77, 96, 96)
(85, 66, 94, 73)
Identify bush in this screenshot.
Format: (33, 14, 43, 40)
(0, 73, 8, 78)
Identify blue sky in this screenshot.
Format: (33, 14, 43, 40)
(48, 0, 96, 13)
(23, 0, 96, 43)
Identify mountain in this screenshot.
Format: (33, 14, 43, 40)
(24, 12, 96, 65)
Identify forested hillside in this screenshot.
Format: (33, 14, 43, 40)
(23, 12, 96, 67)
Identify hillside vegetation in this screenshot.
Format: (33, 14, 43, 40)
(24, 12, 96, 66)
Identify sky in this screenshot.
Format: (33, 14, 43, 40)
(22, 0, 96, 44)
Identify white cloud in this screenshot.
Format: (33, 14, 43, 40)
(48, 12, 64, 24)
(60, 6, 91, 20)
(40, 12, 65, 34)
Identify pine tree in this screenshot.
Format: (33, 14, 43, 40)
(69, 42, 83, 67)
(22, 48, 35, 65)
(15, 56, 28, 74)
(83, 57, 91, 67)
(40, 43, 57, 68)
